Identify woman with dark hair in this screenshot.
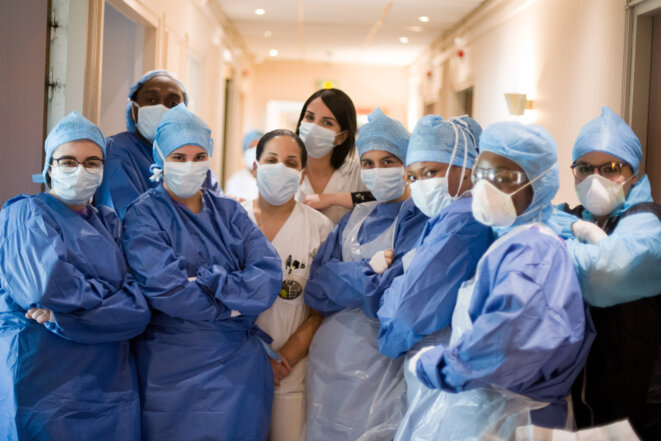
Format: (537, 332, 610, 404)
(295, 88, 369, 223)
(242, 129, 333, 441)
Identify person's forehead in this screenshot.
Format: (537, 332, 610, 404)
(406, 161, 449, 173)
(53, 140, 103, 157)
(476, 151, 523, 172)
(264, 136, 301, 156)
(576, 150, 623, 164)
(137, 75, 184, 97)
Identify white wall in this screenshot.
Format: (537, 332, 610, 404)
(410, 0, 627, 205)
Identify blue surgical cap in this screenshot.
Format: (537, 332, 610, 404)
(573, 106, 642, 173)
(152, 104, 213, 169)
(125, 70, 189, 132)
(356, 108, 410, 163)
(479, 121, 559, 226)
(242, 130, 264, 151)
(35, 111, 106, 187)
(406, 115, 479, 168)
(450, 115, 482, 152)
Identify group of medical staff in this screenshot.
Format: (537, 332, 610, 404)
(0, 69, 659, 441)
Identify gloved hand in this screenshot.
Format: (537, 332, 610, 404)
(572, 220, 607, 244)
(369, 249, 394, 274)
(408, 346, 435, 376)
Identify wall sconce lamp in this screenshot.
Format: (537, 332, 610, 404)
(504, 93, 534, 116)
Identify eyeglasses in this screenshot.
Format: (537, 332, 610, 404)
(570, 161, 628, 181)
(52, 157, 104, 174)
(471, 166, 528, 187)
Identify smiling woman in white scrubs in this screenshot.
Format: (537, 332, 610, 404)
(242, 129, 334, 441)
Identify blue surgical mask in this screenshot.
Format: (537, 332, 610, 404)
(360, 166, 406, 202)
(256, 162, 301, 205)
(50, 165, 103, 206)
(298, 122, 338, 158)
(134, 103, 169, 142)
(163, 160, 210, 198)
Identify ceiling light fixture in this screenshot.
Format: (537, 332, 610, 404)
(264, 30, 272, 38)
(419, 16, 430, 23)
(255, 8, 266, 16)
(399, 37, 409, 44)
(269, 49, 278, 57)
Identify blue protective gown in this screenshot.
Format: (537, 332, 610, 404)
(552, 175, 661, 307)
(94, 131, 220, 218)
(377, 196, 493, 359)
(304, 199, 428, 441)
(122, 185, 282, 441)
(415, 224, 595, 430)
(0, 193, 151, 441)
(305, 199, 428, 317)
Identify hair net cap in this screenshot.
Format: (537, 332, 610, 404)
(479, 121, 559, 224)
(573, 106, 642, 173)
(406, 114, 479, 168)
(125, 69, 189, 132)
(34, 111, 106, 186)
(356, 108, 410, 163)
(152, 104, 213, 170)
(242, 130, 264, 151)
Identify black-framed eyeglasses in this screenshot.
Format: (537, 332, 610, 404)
(52, 157, 104, 174)
(570, 161, 628, 181)
(471, 166, 528, 187)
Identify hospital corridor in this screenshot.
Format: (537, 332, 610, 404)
(0, 0, 660, 440)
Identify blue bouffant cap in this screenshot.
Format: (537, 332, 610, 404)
(479, 121, 559, 226)
(151, 104, 213, 172)
(35, 112, 105, 187)
(125, 70, 188, 132)
(406, 115, 479, 168)
(573, 106, 642, 173)
(356, 108, 410, 163)
(242, 130, 264, 151)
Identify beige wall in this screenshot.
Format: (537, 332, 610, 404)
(410, 0, 627, 206)
(95, 0, 254, 183)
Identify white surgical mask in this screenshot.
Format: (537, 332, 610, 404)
(575, 174, 630, 216)
(134, 103, 169, 143)
(50, 165, 103, 206)
(471, 164, 552, 227)
(410, 177, 452, 218)
(298, 122, 338, 158)
(256, 162, 302, 205)
(410, 122, 469, 218)
(244, 147, 257, 169)
(163, 160, 210, 198)
(360, 166, 405, 202)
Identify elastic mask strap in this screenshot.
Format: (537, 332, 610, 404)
(508, 163, 556, 218)
(455, 127, 469, 198)
(447, 121, 469, 199)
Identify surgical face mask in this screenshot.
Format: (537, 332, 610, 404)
(50, 165, 103, 206)
(410, 177, 452, 218)
(360, 166, 405, 202)
(256, 162, 302, 205)
(163, 160, 210, 198)
(471, 164, 551, 227)
(134, 103, 169, 142)
(410, 122, 470, 218)
(244, 147, 257, 169)
(575, 174, 629, 216)
(298, 121, 338, 158)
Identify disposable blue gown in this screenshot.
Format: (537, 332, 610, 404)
(94, 131, 220, 218)
(0, 193, 151, 441)
(377, 196, 492, 359)
(552, 175, 661, 307)
(122, 185, 282, 441)
(304, 199, 428, 441)
(415, 224, 595, 430)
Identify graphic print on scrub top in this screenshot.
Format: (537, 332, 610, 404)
(280, 255, 308, 300)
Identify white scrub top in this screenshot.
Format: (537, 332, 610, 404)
(226, 169, 259, 201)
(296, 151, 367, 224)
(242, 200, 333, 396)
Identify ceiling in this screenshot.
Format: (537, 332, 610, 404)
(215, 0, 485, 66)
